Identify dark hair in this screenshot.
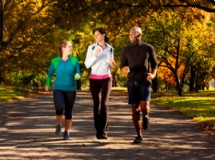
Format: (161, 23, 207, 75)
(92, 27, 109, 43)
(59, 40, 69, 57)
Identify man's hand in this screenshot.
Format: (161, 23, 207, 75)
(147, 73, 156, 81)
(121, 66, 130, 74)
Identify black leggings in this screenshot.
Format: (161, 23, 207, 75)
(90, 77, 112, 134)
(53, 90, 76, 119)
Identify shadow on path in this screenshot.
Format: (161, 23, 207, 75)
(0, 91, 214, 160)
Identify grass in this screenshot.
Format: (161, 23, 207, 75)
(0, 85, 40, 103)
(152, 91, 215, 131)
(111, 88, 215, 131)
(112, 87, 127, 91)
(0, 85, 27, 102)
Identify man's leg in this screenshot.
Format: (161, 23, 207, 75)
(127, 81, 143, 143)
(131, 103, 142, 136)
(139, 81, 151, 130)
(140, 101, 150, 130)
(131, 103, 143, 143)
(140, 101, 150, 116)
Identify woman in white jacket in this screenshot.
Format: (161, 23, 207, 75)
(85, 27, 115, 139)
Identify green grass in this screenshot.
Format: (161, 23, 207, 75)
(112, 87, 127, 91)
(0, 85, 31, 102)
(152, 91, 215, 128)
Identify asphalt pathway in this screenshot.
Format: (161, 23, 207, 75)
(0, 91, 214, 160)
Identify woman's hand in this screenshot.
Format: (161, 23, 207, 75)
(45, 86, 50, 92)
(109, 59, 116, 67)
(75, 73, 81, 80)
(93, 48, 101, 57)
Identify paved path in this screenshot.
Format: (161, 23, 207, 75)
(0, 91, 214, 160)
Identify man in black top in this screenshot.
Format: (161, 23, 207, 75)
(120, 26, 158, 144)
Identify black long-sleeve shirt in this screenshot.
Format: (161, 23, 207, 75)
(120, 41, 158, 82)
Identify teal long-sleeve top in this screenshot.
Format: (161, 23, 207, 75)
(45, 56, 81, 91)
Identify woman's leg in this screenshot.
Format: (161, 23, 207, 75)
(90, 79, 102, 138)
(53, 90, 65, 135)
(56, 115, 63, 126)
(100, 78, 112, 138)
(63, 91, 76, 139)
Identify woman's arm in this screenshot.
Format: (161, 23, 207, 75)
(84, 45, 99, 69)
(75, 59, 81, 80)
(45, 62, 55, 91)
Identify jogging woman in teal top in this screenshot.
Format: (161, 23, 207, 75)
(45, 40, 81, 140)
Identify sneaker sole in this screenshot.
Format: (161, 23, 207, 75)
(133, 138, 143, 144)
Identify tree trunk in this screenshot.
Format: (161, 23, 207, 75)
(76, 80, 81, 90)
(189, 66, 195, 91)
(0, 72, 2, 84)
(0, 0, 3, 44)
(112, 73, 117, 87)
(152, 76, 158, 92)
(175, 74, 183, 96)
(177, 84, 183, 96)
(195, 73, 199, 92)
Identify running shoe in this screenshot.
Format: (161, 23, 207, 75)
(55, 124, 61, 136)
(133, 136, 143, 144)
(63, 131, 70, 140)
(96, 132, 108, 139)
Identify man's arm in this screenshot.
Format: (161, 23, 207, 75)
(147, 45, 158, 80)
(147, 68, 157, 80)
(120, 47, 129, 73)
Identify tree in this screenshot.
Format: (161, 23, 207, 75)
(53, 0, 215, 31)
(0, 0, 65, 85)
(52, 1, 215, 91)
(143, 8, 214, 95)
(0, 0, 214, 91)
(0, 0, 3, 44)
(186, 13, 215, 91)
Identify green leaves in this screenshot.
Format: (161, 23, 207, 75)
(0, 0, 214, 91)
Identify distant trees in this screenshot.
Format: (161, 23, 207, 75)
(0, 0, 214, 95)
(144, 9, 214, 95)
(0, 0, 63, 86)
